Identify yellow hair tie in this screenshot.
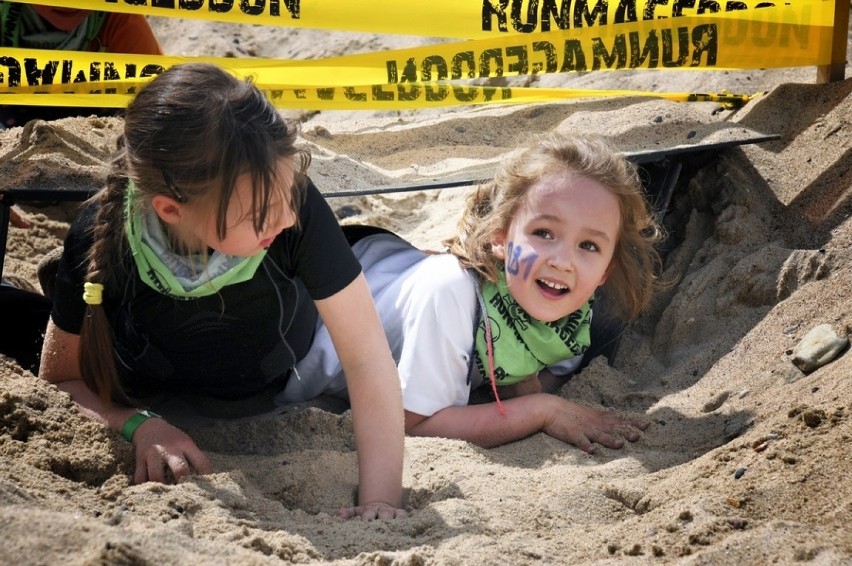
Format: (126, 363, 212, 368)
(83, 282, 104, 306)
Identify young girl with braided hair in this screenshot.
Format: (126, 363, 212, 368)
(287, 131, 663, 451)
(38, 63, 405, 521)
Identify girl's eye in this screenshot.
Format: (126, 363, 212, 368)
(580, 241, 599, 252)
(532, 228, 553, 240)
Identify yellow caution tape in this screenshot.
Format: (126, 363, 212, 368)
(0, 83, 759, 110)
(0, 1, 835, 110)
(4, 0, 835, 39)
(0, 6, 836, 84)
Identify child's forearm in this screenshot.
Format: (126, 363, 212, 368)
(50, 378, 136, 431)
(314, 275, 406, 510)
(349, 380, 405, 507)
(405, 395, 551, 448)
(406, 394, 646, 453)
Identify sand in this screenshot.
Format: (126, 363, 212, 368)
(1, 13, 851, 565)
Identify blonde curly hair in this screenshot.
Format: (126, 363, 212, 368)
(444, 131, 663, 320)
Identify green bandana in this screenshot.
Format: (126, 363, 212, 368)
(125, 181, 267, 299)
(3, 6, 107, 50)
(473, 271, 593, 386)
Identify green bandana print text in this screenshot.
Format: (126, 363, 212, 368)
(125, 180, 267, 299)
(473, 271, 592, 386)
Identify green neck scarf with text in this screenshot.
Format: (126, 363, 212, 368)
(125, 181, 267, 299)
(473, 270, 593, 386)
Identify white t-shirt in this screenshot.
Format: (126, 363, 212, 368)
(281, 233, 584, 415)
(282, 233, 478, 415)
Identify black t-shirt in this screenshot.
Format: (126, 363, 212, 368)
(51, 180, 361, 399)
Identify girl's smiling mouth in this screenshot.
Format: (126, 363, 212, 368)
(537, 278, 569, 297)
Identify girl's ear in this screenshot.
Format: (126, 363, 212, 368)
(151, 195, 185, 227)
(490, 230, 507, 261)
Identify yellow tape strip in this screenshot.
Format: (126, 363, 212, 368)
(0, 83, 760, 111)
(293, 7, 836, 84)
(5, 0, 836, 39)
(0, 5, 835, 88)
(0, 3, 834, 110)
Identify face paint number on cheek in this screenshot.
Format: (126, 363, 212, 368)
(506, 242, 538, 280)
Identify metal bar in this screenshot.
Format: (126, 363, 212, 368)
(0, 130, 780, 281)
(0, 200, 10, 283)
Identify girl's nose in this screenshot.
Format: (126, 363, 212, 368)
(279, 208, 296, 232)
(547, 247, 575, 272)
(268, 207, 295, 236)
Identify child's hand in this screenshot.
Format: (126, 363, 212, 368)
(130, 417, 212, 484)
(337, 502, 408, 521)
(542, 397, 649, 453)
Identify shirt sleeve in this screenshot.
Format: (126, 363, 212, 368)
(396, 255, 479, 417)
(96, 13, 163, 55)
(288, 180, 362, 300)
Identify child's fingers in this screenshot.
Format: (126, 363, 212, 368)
(143, 450, 168, 484)
(164, 453, 192, 479)
(616, 415, 650, 432)
(376, 506, 408, 520)
(587, 428, 626, 450)
(616, 423, 644, 442)
(598, 413, 648, 443)
(557, 426, 597, 453)
(133, 444, 211, 484)
(337, 503, 408, 521)
(574, 435, 598, 454)
(133, 456, 148, 485)
(600, 411, 649, 434)
(186, 450, 212, 475)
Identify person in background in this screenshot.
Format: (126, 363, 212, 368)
(0, 2, 163, 128)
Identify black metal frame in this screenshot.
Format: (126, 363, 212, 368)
(0, 132, 778, 282)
